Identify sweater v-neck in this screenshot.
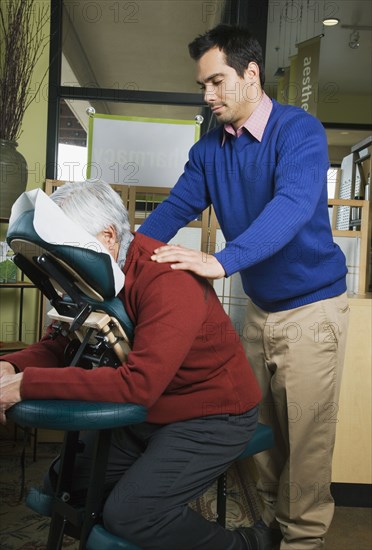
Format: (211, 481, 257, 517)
(225, 130, 256, 153)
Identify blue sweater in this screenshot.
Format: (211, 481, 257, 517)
(139, 100, 347, 312)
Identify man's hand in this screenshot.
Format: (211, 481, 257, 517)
(151, 245, 226, 279)
(0, 371, 23, 424)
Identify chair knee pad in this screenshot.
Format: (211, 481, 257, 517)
(86, 524, 142, 550)
(26, 487, 53, 517)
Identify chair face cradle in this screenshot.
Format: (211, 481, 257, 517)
(7, 209, 133, 369)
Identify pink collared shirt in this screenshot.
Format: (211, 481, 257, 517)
(223, 92, 273, 143)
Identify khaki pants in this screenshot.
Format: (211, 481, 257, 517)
(242, 293, 350, 550)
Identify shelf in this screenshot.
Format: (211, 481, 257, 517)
(355, 154, 370, 165)
(0, 341, 28, 353)
(348, 292, 372, 300)
(332, 229, 361, 237)
(0, 281, 36, 288)
(351, 135, 372, 153)
(328, 198, 368, 207)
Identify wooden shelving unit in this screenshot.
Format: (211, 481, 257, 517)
(331, 137, 371, 487)
(329, 198, 371, 295)
(331, 136, 372, 294)
(0, 220, 43, 355)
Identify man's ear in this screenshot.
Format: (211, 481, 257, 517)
(245, 61, 260, 83)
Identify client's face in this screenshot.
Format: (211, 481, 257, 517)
(96, 232, 110, 253)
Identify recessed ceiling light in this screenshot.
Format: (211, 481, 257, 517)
(322, 17, 340, 26)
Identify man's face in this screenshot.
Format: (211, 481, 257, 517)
(196, 47, 261, 129)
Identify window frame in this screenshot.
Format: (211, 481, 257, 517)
(46, 0, 269, 179)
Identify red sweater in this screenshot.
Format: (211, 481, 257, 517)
(3, 233, 261, 423)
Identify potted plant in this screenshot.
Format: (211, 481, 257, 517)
(0, 0, 49, 218)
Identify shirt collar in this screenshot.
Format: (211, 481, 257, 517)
(222, 92, 273, 145)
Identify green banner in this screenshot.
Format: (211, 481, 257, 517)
(295, 36, 322, 116)
(288, 55, 298, 105)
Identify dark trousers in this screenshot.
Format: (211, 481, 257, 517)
(46, 407, 258, 550)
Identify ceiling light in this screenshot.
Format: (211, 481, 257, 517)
(322, 17, 340, 26)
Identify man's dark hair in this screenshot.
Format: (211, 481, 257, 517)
(188, 24, 265, 87)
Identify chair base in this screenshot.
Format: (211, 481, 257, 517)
(8, 400, 147, 550)
(26, 487, 141, 549)
(13, 401, 272, 549)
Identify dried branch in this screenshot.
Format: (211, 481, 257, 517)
(0, 0, 50, 142)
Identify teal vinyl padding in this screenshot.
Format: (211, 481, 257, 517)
(7, 400, 147, 431)
(7, 209, 117, 299)
(238, 423, 274, 458)
(86, 525, 142, 550)
(26, 487, 53, 517)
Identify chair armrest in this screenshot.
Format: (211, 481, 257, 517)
(7, 400, 147, 431)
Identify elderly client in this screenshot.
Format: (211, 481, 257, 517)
(0, 180, 263, 550)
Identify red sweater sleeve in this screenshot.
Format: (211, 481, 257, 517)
(1, 326, 68, 372)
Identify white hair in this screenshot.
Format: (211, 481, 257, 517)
(50, 180, 131, 242)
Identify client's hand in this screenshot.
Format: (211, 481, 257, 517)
(0, 361, 16, 378)
(0, 371, 23, 424)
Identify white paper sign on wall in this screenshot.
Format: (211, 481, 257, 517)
(87, 114, 200, 187)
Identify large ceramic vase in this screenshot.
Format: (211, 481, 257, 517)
(0, 139, 28, 219)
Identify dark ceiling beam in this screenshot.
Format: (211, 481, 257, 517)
(223, 0, 269, 59)
(45, 0, 63, 179)
(60, 86, 204, 106)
